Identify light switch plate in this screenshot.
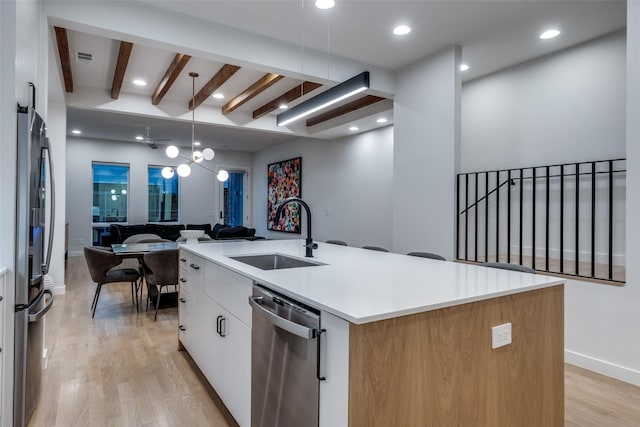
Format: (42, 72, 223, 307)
(491, 322, 512, 349)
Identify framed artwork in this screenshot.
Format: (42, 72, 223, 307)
(267, 157, 302, 233)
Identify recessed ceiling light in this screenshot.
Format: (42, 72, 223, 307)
(135, 135, 144, 141)
(315, 0, 335, 9)
(132, 79, 147, 86)
(460, 64, 469, 72)
(212, 93, 224, 99)
(393, 25, 411, 36)
(349, 126, 359, 131)
(539, 29, 560, 40)
(376, 118, 388, 124)
(71, 129, 82, 135)
(194, 141, 201, 146)
(279, 104, 288, 109)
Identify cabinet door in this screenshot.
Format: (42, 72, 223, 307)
(198, 297, 225, 395)
(204, 261, 252, 326)
(220, 310, 251, 427)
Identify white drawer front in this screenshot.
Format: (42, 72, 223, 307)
(204, 262, 252, 326)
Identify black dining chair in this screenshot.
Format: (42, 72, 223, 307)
(84, 246, 141, 318)
(481, 262, 535, 274)
(362, 245, 389, 252)
(141, 249, 180, 321)
(407, 251, 446, 261)
(325, 240, 348, 246)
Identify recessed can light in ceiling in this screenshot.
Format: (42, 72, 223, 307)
(393, 25, 411, 36)
(194, 141, 201, 146)
(460, 64, 469, 71)
(376, 118, 388, 124)
(349, 126, 359, 131)
(71, 129, 82, 135)
(540, 29, 560, 40)
(213, 93, 224, 99)
(279, 104, 288, 109)
(135, 135, 144, 140)
(315, 0, 335, 9)
(132, 79, 147, 86)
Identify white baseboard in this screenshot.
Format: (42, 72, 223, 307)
(565, 349, 640, 387)
(51, 284, 66, 295)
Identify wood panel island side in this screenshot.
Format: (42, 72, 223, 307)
(177, 239, 564, 427)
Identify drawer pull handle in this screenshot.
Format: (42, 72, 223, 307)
(180, 278, 187, 283)
(190, 263, 200, 270)
(179, 298, 186, 303)
(179, 325, 186, 331)
(180, 258, 187, 263)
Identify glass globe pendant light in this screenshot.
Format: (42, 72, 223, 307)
(162, 71, 229, 182)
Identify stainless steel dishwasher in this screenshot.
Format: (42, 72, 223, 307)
(249, 284, 324, 427)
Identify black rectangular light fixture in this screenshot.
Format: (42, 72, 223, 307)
(277, 71, 370, 126)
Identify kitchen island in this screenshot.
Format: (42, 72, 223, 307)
(178, 239, 564, 427)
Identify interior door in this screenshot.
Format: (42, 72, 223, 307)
(219, 170, 248, 226)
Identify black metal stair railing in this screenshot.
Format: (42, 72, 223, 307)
(456, 158, 626, 284)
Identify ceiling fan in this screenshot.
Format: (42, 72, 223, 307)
(137, 126, 171, 149)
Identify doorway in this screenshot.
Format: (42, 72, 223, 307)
(219, 170, 249, 226)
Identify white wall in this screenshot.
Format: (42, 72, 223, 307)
(0, 1, 17, 424)
(66, 137, 252, 254)
(461, 31, 626, 172)
(252, 127, 394, 249)
(562, 3, 640, 386)
(461, 28, 640, 385)
(393, 47, 461, 258)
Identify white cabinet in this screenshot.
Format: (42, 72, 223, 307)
(178, 252, 204, 356)
(202, 261, 252, 427)
(178, 251, 252, 427)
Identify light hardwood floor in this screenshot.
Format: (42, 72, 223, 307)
(28, 255, 640, 426)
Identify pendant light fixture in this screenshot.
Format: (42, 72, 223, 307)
(163, 72, 228, 181)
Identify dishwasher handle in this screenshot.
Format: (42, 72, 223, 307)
(249, 295, 316, 340)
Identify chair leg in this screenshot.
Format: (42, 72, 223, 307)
(92, 283, 103, 318)
(154, 286, 162, 321)
(130, 281, 135, 308)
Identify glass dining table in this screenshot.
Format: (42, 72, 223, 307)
(111, 241, 179, 257)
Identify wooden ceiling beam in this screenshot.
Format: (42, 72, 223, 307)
(252, 81, 322, 120)
(222, 73, 284, 115)
(189, 64, 241, 110)
(306, 95, 386, 127)
(152, 53, 192, 105)
(110, 41, 134, 99)
(53, 27, 73, 92)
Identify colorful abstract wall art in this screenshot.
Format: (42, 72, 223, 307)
(267, 157, 302, 233)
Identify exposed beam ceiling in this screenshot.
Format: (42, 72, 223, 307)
(306, 95, 386, 127)
(188, 64, 241, 110)
(222, 73, 283, 115)
(253, 81, 322, 120)
(151, 53, 191, 105)
(110, 41, 134, 99)
(53, 26, 73, 93)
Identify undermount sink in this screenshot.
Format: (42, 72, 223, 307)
(229, 253, 325, 270)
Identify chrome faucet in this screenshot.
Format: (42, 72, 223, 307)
(275, 197, 318, 257)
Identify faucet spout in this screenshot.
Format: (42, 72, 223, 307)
(274, 197, 317, 257)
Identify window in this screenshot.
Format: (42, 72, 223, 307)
(92, 163, 129, 223)
(148, 166, 179, 222)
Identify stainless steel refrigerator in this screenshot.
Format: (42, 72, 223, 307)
(14, 85, 55, 427)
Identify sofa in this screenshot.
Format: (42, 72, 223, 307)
(107, 223, 260, 245)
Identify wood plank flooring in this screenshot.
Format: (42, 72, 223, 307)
(28, 255, 230, 427)
(28, 255, 640, 426)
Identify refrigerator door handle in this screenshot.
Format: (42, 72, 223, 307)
(28, 289, 53, 322)
(42, 142, 55, 274)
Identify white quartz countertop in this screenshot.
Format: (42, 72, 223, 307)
(181, 239, 564, 324)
